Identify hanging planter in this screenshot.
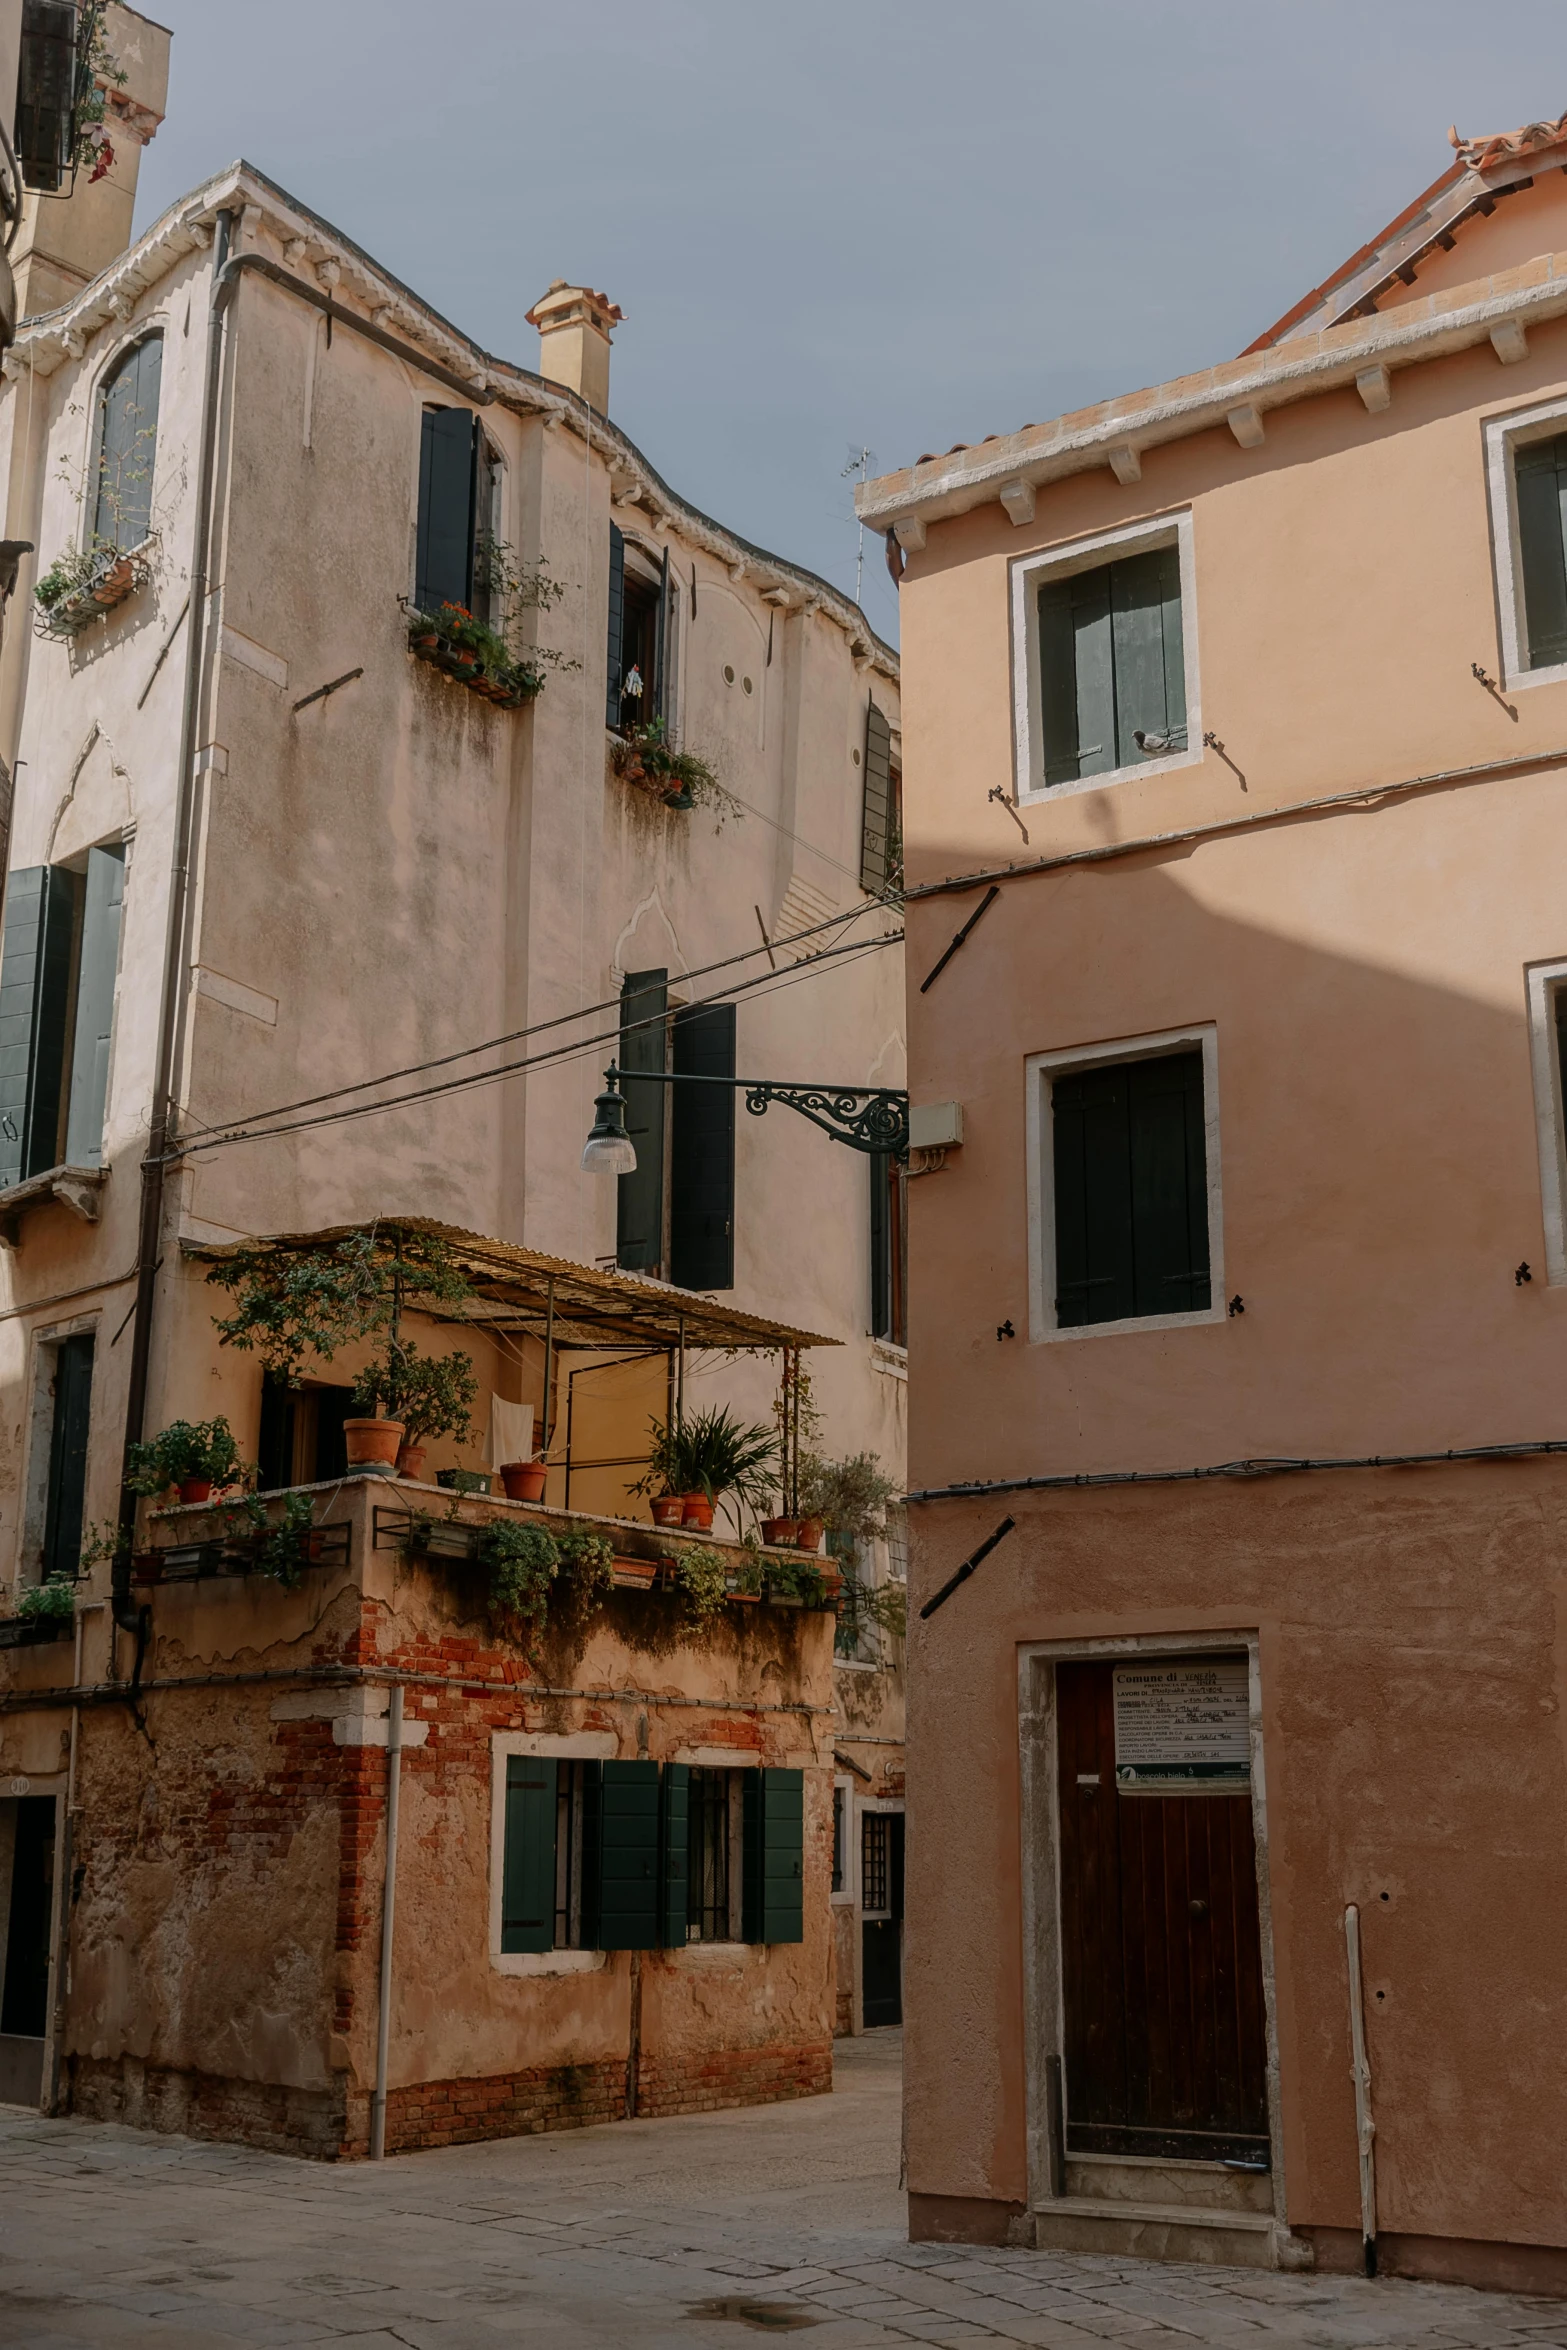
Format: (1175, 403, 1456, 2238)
(405, 601, 545, 710)
(34, 538, 154, 638)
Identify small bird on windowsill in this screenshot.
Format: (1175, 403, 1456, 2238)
(1133, 727, 1182, 755)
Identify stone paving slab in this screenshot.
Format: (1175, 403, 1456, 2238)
(1, 2036, 1564, 2348)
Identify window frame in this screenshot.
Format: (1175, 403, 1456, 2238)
(1025, 1024, 1224, 1344)
(1011, 511, 1201, 805)
(488, 1730, 614, 1977)
(86, 330, 163, 558)
(1484, 395, 1567, 691)
(1524, 958, 1567, 1283)
(670, 1745, 756, 1956)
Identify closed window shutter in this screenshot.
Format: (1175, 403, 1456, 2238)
(594, 1759, 661, 1950)
(670, 1004, 735, 1291)
(0, 868, 46, 1190)
(742, 1767, 804, 1945)
(1517, 435, 1567, 669)
(870, 1150, 891, 1338)
(652, 544, 671, 728)
(658, 547, 681, 743)
(860, 700, 893, 893)
(1039, 547, 1184, 781)
(42, 1332, 93, 1582)
(616, 968, 668, 1272)
(64, 844, 125, 1168)
(1110, 544, 1186, 764)
(501, 1755, 557, 1954)
(415, 406, 478, 615)
(659, 1762, 690, 1948)
(1053, 1049, 1209, 1327)
(1038, 579, 1084, 784)
(93, 336, 162, 550)
(605, 522, 626, 727)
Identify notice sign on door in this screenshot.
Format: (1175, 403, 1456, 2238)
(1112, 1659, 1251, 1791)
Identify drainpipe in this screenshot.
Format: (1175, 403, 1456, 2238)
(1344, 1903, 1378, 2276)
(370, 1683, 404, 2160)
(113, 204, 237, 1652)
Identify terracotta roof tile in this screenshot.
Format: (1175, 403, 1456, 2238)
(1450, 111, 1567, 174)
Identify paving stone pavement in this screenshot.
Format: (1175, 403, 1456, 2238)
(0, 2032, 1563, 2349)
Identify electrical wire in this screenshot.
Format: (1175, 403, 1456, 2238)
(177, 895, 898, 1145)
(170, 927, 902, 1162)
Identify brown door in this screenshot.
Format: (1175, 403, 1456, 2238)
(1056, 1659, 1270, 2163)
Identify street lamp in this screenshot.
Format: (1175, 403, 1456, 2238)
(581, 1064, 909, 1170)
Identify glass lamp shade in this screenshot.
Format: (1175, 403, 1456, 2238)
(581, 1082, 637, 1175)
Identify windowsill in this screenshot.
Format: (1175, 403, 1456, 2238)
(490, 1948, 607, 1979)
(674, 1940, 755, 1966)
(1502, 657, 1567, 693)
(0, 1164, 105, 1248)
(871, 1339, 907, 1379)
(1019, 743, 1199, 805)
(1034, 1303, 1224, 1345)
(834, 1656, 879, 1673)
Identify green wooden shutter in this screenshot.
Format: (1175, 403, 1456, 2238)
(870, 1150, 892, 1339)
(860, 700, 894, 893)
(659, 1762, 690, 1948)
(1110, 544, 1186, 765)
(93, 335, 162, 550)
(1038, 578, 1082, 784)
(594, 1759, 661, 1950)
(0, 868, 46, 1190)
(42, 1332, 93, 1582)
(64, 844, 124, 1168)
(0, 866, 80, 1187)
(670, 1004, 735, 1291)
(1127, 1050, 1210, 1316)
(15, 0, 77, 192)
(415, 406, 478, 615)
(605, 522, 626, 727)
(501, 1754, 557, 1954)
(1517, 435, 1567, 669)
(742, 1767, 804, 1945)
(616, 968, 668, 1272)
(1052, 1061, 1136, 1327)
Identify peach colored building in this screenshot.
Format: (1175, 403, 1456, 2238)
(859, 114, 1567, 2293)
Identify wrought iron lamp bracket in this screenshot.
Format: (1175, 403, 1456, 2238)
(604, 1065, 908, 1158)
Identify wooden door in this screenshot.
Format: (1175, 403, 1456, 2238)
(1056, 1659, 1269, 2163)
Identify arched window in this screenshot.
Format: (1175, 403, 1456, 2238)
(91, 334, 162, 552)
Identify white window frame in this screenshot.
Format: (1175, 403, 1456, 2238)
(1011, 510, 1201, 806)
(1525, 957, 1567, 1283)
(487, 1730, 615, 1979)
(1484, 393, 1567, 692)
(1024, 1024, 1224, 1344)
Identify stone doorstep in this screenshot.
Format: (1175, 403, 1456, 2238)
(1030, 2197, 1287, 2272)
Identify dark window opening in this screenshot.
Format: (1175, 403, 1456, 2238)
(687, 1766, 734, 1943)
(1051, 1048, 1211, 1329)
(616, 968, 668, 1274)
(257, 1374, 355, 1491)
(92, 335, 162, 553)
(669, 1002, 735, 1291)
(1038, 544, 1186, 786)
(1, 1797, 56, 2039)
(605, 528, 677, 736)
(861, 1811, 890, 1916)
(0, 846, 126, 1189)
(41, 1331, 92, 1584)
(870, 1151, 907, 1345)
(1516, 432, 1567, 670)
(831, 1784, 846, 1894)
(415, 406, 500, 621)
(15, 0, 76, 194)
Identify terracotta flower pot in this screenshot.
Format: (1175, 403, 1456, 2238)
(177, 1477, 213, 1505)
(501, 1460, 548, 1503)
(92, 558, 133, 605)
(650, 1495, 686, 1528)
(726, 1579, 761, 1603)
(760, 1516, 797, 1547)
(611, 1557, 659, 1588)
(396, 1444, 427, 1481)
(343, 1417, 405, 1469)
(793, 1515, 824, 1553)
(411, 631, 439, 651)
(681, 1494, 715, 1531)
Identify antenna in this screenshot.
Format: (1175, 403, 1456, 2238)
(842, 445, 873, 610)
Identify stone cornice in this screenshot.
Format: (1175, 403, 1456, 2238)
(856, 250, 1567, 542)
(6, 162, 897, 685)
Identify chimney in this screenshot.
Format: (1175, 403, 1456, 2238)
(525, 279, 622, 415)
(12, 0, 170, 321)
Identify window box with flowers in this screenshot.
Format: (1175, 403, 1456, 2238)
(33, 536, 153, 638)
(406, 600, 547, 709)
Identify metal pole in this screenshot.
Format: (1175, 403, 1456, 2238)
(541, 1278, 555, 1453)
(370, 1684, 404, 2160)
(676, 1315, 686, 1424)
(1344, 1903, 1377, 2276)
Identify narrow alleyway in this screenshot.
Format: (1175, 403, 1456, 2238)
(0, 2035, 1562, 2348)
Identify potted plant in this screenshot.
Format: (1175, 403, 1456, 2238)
(479, 1520, 559, 1634)
(125, 1416, 245, 1505)
(799, 1450, 903, 1631)
(499, 1458, 549, 1503)
(610, 720, 743, 823)
(633, 1406, 779, 1538)
(649, 1493, 686, 1529)
(760, 1513, 798, 1546)
(404, 548, 575, 710)
(349, 1339, 478, 1481)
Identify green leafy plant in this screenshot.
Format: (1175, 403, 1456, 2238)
(75, 2, 129, 181)
(765, 1553, 828, 1607)
(224, 1491, 317, 1588)
(207, 1225, 473, 1386)
(406, 545, 577, 706)
(79, 1521, 128, 1576)
(125, 1417, 245, 1497)
(797, 1452, 900, 1545)
(611, 719, 742, 823)
(18, 1575, 75, 1625)
(633, 1406, 779, 1531)
(668, 1542, 728, 1623)
(350, 1341, 478, 1444)
(480, 1520, 559, 1633)
(556, 1528, 615, 1613)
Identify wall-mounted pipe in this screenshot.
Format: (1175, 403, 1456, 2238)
(369, 1683, 404, 2160)
(1344, 1903, 1378, 2277)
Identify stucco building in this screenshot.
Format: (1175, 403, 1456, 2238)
(0, 13, 904, 2151)
(859, 113, 1567, 2292)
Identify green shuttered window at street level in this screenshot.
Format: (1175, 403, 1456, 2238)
(742, 1769, 804, 1945)
(659, 1762, 690, 1949)
(1052, 1049, 1211, 1328)
(501, 1754, 557, 1954)
(616, 968, 668, 1273)
(0, 847, 126, 1191)
(670, 1002, 735, 1291)
(1515, 432, 1567, 669)
(1038, 544, 1186, 785)
(595, 1760, 663, 1950)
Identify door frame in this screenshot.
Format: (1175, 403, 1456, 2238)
(852, 1794, 904, 2033)
(1017, 1632, 1287, 2221)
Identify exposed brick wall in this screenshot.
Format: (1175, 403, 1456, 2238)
(379, 2059, 627, 2153)
(71, 2055, 346, 2160)
(634, 2038, 832, 2120)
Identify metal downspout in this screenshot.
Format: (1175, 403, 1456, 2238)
(370, 1683, 404, 2160)
(1344, 1903, 1378, 2276)
(113, 205, 237, 1643)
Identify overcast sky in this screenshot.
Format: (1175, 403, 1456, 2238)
(133, 1, 1567, 647)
